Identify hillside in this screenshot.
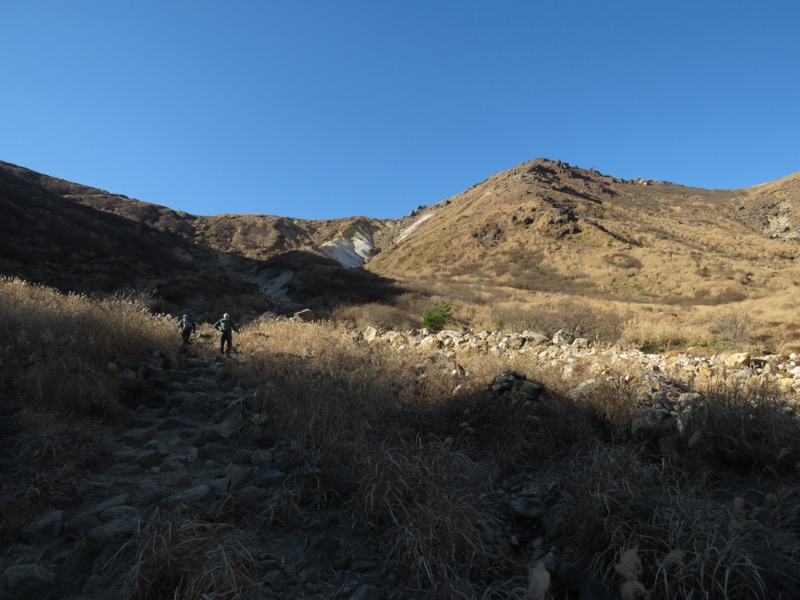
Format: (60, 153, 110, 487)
(367, 158, 800, 305)
(0, 161, 400, 318)
(3, 158, 800, 336)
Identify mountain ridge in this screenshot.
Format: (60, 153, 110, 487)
(3, 158, 800, 326)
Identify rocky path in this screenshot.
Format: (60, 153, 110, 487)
(1, 348, 389, 600)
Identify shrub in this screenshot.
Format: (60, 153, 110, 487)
(422, 301, 452, 331)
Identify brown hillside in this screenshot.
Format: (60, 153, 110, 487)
(367, 158, 800, 307)
(4, 157, 800, 345)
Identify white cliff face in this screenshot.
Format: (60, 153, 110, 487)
(320, 227, 376, 268)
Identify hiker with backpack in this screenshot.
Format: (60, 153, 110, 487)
(179, 313, 196, 345)
(213, 313, 240, 355)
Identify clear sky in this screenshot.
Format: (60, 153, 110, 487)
(2, 1, 798, 220)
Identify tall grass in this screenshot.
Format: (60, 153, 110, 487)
(224, 319, 527, 598)
(0, 276, 178, 414)
(5, 274, 800, 597)
(0, 277, 178, 540)
(544, 444, 800, 599)
(221, 314, 800, 598)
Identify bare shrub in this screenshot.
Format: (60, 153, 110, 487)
(712, 309, 755, 347)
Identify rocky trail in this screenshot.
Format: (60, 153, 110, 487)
(0, 347, 393, 600)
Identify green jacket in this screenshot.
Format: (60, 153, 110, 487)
(214, 318, 240, 334)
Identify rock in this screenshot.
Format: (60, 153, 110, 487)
(64, 513, 102, 537)
(293, 308, 315, 322)
(87, 519, 138, 542)
(489, 372, 543, 398)
(98, 505, 141, 524)
(163, 484, 212, 505)
(509, 498, 547, 520)
(253, 469, 288, 487)
(725, 352, 751, 368)
(2, 564, 56, 592)
(22, 510, 63, 544)
(552, 330, 575, 345)
(349, 584, 383, 600)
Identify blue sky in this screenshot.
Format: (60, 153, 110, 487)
(2, 1, 798, 220)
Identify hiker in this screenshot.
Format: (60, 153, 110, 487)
(179, 313, 196, 345)
(213, 312, 240, 355)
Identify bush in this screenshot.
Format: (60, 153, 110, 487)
(422, 301, 452, 331)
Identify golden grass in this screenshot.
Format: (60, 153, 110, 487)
(0, 276, 178, 413)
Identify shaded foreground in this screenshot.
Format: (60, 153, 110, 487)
(1, 278, 799, 599)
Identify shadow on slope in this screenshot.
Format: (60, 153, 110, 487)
(257, 250, 408, 314)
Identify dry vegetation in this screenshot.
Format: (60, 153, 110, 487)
(3, 277, 800, 598)
(0, 276, 178, 413)
(0, 277, 178, 538)
(220, 315, 799, 599)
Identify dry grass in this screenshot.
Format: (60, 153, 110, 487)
(221, 319, 527, 598)
(5, 274, 800, 597)
(0, 276, 178, 414)
(109, 509, 260, 600)
(0, 277, 177, 541)
(678, 375, 800, 475)
(0, 410, 112, 539)
(544, 444, 800, 599)
(218, 312, 800, 598)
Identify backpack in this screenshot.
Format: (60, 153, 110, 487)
(181, 316, 193, 331)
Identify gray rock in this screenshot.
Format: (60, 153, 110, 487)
(294, 308, 315, 322)
(89, 493, 131, 513)
(509, 498, 547, 520)
(164, 484, 213, 505)
(2, 564, 56, 592)
(64, 513, 102, 537)
(225, 463, 250, 490)
(349, 583, 383, 600)
(552, 330, 574, 345)
(22, 510, 63, 543)
(98, 505, 141, 524)
(233, 485, 271, 505)
(87, 519, 138, 542)
(254, 469, 288, 487)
